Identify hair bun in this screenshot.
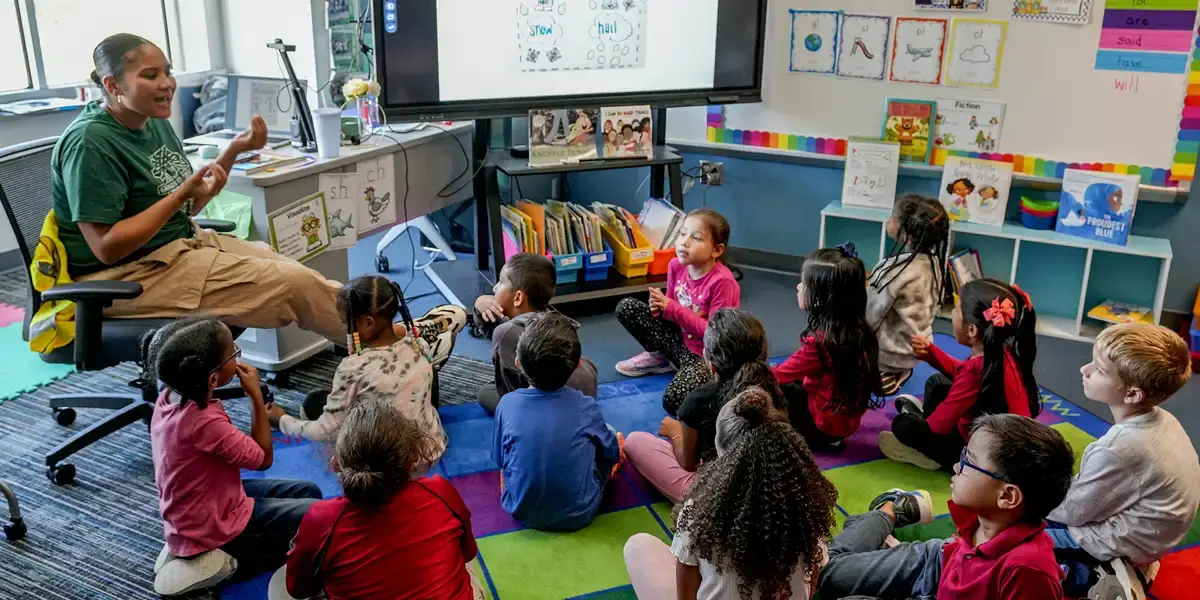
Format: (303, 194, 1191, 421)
(89, 70, 101, 86)
(731, 386, 771, 425)
(340, 468, 391, 506)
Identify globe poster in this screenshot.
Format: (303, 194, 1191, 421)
(789, 9, 841, 74)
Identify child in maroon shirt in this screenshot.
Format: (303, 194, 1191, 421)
(819, 414, 1075, 600)
(772, 244, 883, 451)
(285, 400, 483, 600)
(880, 278, 1041, 471)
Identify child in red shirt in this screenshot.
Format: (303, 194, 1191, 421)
(615, 208, 740, 414)
(880, 278, 1041, 471)
(772, 244, 883, 451)
(819, 414, 1075, 600)
(285, 399, 483, 600)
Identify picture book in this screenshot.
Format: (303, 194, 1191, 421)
(230, 153, 307, 175)
(842, 138, 901, 210)
(638, 197, 686, 249)
(1087, 300, 1154, 326)
(881, 98, 936, 164)
(600, 106, 653, 158)
(939, 156, 1013, 226)
(948, 248, 983, 292)
(1057, 169, 1140, 246)
(934, 98, 1006, 154)
(528, 108, 599, 167)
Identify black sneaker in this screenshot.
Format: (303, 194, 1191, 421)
(894, 394, 925, 417)
(868, 488, 934, 529)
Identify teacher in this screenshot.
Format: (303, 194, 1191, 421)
(51, 33, 462, 351)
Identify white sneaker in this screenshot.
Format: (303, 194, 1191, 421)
(879, 431, 941, 471)
(153, 548, 237, 597)
(1088, 558, 1146, 600)
(615, 351, 674, 377)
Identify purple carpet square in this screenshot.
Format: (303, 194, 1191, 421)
(450, 469, 522, 538)
(598, 463, 651, 515)
(811, 405, 897, 469)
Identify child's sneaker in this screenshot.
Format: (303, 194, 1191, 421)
(615, 351, 674, 377)
(894, 394, 924, 416)
(868, 488, 934, 528)
(878, 431, 941, 471)
(1088, 558, 1146, 600)
(880, 370, 913, 396)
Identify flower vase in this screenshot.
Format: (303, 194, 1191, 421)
(357, 95, 379, 132)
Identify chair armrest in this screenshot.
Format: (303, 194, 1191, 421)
(194, 218, 237, 233)
(40, 280, 143, 303)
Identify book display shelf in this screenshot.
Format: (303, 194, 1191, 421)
(818, 201, 1173, 342)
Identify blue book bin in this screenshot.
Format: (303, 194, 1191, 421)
(582, 242, 614, 282)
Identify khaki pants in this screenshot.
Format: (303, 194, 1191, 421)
(80, 228, 345, 340)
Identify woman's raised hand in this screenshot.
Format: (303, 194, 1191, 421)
(234, 115, 269, 152)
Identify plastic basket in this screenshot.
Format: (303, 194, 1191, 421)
(581, 241, 614, 282)
(549, 251, 583, 282)
(602, 225, 654, 278)
(1020, 211, 1055, 230)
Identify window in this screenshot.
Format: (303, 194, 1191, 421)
(0, 1, 30, 92)
(2, 0, 221, 97)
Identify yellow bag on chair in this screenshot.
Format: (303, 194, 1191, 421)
(28, 210, 76, 354)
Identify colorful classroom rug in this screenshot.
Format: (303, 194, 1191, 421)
(219, 333, 1199, 600)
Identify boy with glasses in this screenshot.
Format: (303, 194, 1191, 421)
(818, 414, 1075, 600)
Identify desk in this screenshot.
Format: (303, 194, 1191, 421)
(197, 122, 474, 372)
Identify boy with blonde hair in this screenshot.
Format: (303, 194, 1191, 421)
(1047, 323, 1199, 600)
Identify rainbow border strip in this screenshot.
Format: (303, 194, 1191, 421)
(1173, 22, 1200, 181)
(703, 108, 1174, 186)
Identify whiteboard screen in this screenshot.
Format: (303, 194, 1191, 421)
(668, 0, 1192, 170)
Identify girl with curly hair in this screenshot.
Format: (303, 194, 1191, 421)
(624, 387, 839, 600)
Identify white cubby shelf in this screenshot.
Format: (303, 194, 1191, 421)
(818, 201, 1173, 343)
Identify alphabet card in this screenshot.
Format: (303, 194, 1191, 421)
(915, 0, 987, 10)
(1012, 0, 1091, 24)
(355, 156, 398, 236)
(891, 17, 948, 84)
(268, 192, 331, 263)
(945, 18, 1007, 88)
(836, 14, 892, 80)
(789, 9, 840, 74)
(939, 156, 1013, 226)
(318, 172, 362, 250)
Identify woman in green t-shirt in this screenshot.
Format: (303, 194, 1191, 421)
(51, 33, 466, 362)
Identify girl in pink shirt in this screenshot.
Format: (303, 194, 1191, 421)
(615, 208, 741, 414)
(148, 317, 321, 582)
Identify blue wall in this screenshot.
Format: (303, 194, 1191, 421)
(567, 150, 1200, 314)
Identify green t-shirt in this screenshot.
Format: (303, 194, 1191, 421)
(52, 101, 194, 276)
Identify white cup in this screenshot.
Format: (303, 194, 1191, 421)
(312, 107, 343, 159)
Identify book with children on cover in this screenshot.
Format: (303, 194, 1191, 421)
(1056, 169, 1140, 246)
(938, 155, 1012, 226)
(600, 106, 653, 159)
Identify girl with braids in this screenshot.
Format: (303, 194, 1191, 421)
(147, 317, 321, 590)
(867, 194, 950, 395)
(880, 278, 1041, 471)
(269, 276, 445, 464)
(282, 400, 484, 600)
(625, 308, 780, 504)
(624, 387, 838, 600)
(773, 245, 883, 452)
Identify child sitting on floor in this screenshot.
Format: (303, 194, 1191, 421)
(867, 195, 950, 395)
(615, 208, 740, 415)
(147, 318, 322, 596)
(269, 276, 448, 466)
(492, 313, 621, 531)
(625, 308, 778, 504)
(1046, 323, 1199, 600)
(773, 243, 883, 451)
(282, 400, 484, 600)
(880, 278, 1040, 471)
(473, 252, 598, 415)
(819, 414, 1075, 600)
(624, 386, 838, 600)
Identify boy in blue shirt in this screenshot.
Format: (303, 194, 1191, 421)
(492, 313, 621, 531)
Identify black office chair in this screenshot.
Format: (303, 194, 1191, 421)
(0, 137, 262, 487)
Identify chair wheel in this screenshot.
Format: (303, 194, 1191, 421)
(4, 520, 25, 542)
(53, 408, 76, 426)
(468, 321, 485, 338)
(46, 464, 75, 486)
(376, 255, 390, 273)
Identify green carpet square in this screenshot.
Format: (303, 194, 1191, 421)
(1050, 422, 1097, 474)
(894, 516, 957, 543)
(0, 324, 74, 401)
(825, 459, 953, 517)
(477, 507, 670, 600)
(652, 502, 674, 534)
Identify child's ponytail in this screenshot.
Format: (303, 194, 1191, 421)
(870, 195, 950, 297)
(961, 279, 1041, 418)
(337, 276, 415, 354)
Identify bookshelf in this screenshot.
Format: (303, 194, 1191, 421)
(819, 201, 1173, 342)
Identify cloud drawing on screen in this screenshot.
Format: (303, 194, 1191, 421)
(526, 14, 563, 47)
(959, 45, 992, 63)
(592, 14, 634, 42)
